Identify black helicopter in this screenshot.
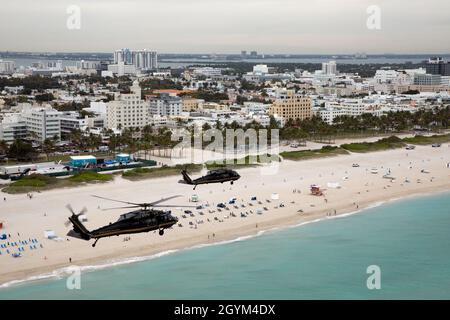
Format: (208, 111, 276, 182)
(180, 169, 241, 190)
(66, 195, 193, 247)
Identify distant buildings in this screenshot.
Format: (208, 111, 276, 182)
(414, 73, 443, 86)
(425, 57, 450, 76)
(0, 60, 15, 75)
(193, 67, 222, 78)
(243, 64, 294, 83)
(269, 91, 312, 121)
(321, 61, 337, 75)
(240, 50, 258, 59)
(29, 61, 64, 76)
(107, 61, 137, 76)
(113, 48, 158, 70)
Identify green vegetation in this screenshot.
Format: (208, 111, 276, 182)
(7, 139, 38, 161)
(0, 75, 61, 91)
(68, 172, 113, 183)
(181, 90, 229, 102)
(35, 92, 55, 102)
(341, 136, 405, 153)
(280, 146, 349, 161)
(205, 154, 281, 170)
(140, 78, 183, 91)
(402, 134, 450, 145)
(122, 164, 202, 181)
(2, 172, 113, 194)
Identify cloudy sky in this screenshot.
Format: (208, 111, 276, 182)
(1, 0, 449, 54)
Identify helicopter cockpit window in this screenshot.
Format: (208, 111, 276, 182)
(118, 212, 138, 221)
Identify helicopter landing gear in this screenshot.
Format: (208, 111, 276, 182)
(92, 238, 99, 247)
(159, 229, 164, 236)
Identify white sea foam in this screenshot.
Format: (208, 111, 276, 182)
(0, 249, 179, 289)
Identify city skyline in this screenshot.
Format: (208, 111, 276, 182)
(1, 0, 450, 54)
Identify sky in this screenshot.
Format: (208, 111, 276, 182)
(0, 0, 449, 54)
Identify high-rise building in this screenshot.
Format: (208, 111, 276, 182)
(0, 60, 15, 74)
(113, 48, 158, 70)
(269, 91, 312, 121)
(322, 61, 337, 75)
(425, 57, 450, 76)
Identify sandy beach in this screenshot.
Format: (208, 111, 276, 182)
(0, 144, 449, 286)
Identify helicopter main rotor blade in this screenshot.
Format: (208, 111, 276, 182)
(148, 195, 183, 206)
(152, 204, 197, 208)
(92, 195, 141, 206)
(101, 206, 141, 211)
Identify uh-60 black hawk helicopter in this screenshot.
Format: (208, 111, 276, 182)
(180, 169, 241, 190)
(66, 195, 195, 247)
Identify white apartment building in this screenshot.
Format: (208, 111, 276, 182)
(242, 102, 271, 115)
(193, 67, 222, 78)
(107, 61, 137, 76)
(0, 60, 16, 74)
(77, 60, 100, 70)
(113, 48, 158, 70)
(316, 107, 349, 125)
(106, 81, 148, 130)
(23, 106, 61, 142)
(149, 94, 183, 117)
(0, 114, 27, 143)
(322, 61, 337, 75)
(253, 65, 269, 74)
(60, 112, 88, 135)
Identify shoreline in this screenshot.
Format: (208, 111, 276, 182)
(1, 184, 449, 289)
(0, 144, 449, 288)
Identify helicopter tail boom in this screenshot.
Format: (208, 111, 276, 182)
(67, 214, 92, 240)
(181, 170, 194, 185)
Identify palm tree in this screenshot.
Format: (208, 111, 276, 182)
(0, 140, 8, 155)
(42, 138, 56, 160)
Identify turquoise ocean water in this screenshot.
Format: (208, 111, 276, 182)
(1, 192, 450, 300)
